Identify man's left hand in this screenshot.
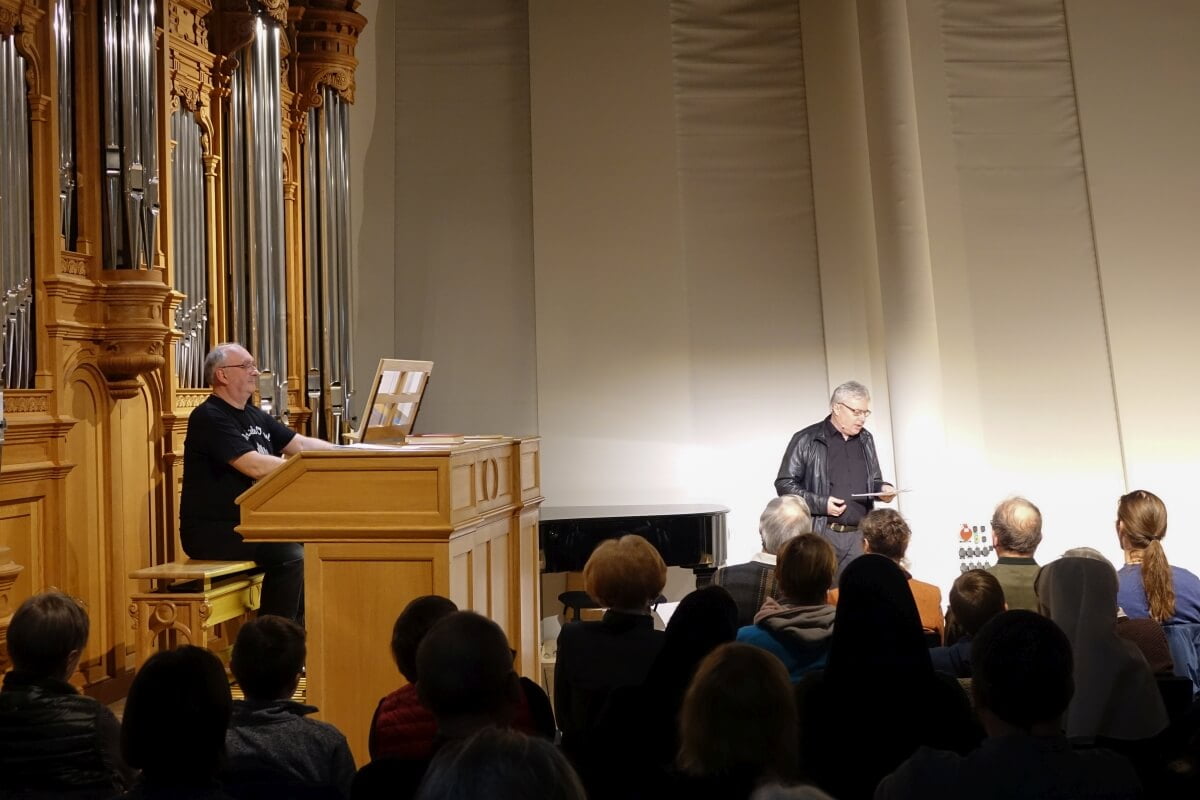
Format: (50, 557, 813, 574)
(878, 483, 897, 503)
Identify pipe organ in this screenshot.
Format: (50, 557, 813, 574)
(0, 0, 366, 688)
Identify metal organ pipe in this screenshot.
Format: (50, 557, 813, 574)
(303, 87, 356, 442)
(227, 19, 287, 418)
(0, 34, 34, 389)
(100, 0, 160, 269)
(55, 0, 76, 248)
(171, 110, 207, 388)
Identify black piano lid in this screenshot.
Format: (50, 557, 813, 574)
(539, 504, 729, 573)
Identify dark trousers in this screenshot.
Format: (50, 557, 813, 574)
(180, 521, 305, 625)
(820, 526, 865, 586)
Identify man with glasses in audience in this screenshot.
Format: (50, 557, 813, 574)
(775, 380, 895, 580)
(178, 342, 335, 623)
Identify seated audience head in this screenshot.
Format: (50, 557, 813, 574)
(948, 570, 1006, 638)
(583, 534, 667, 611)
(1116, 489, 1175, 621)
(7, 590, 88, 680)
(390, 595, 458, 683)
(416, 611, 520, 736)
(1062, 546, 1112, 564)
(827, 554, 930, 677)
(775, 533, 836, 606)
(990, 496, 1042, 557)
(678, 642, 798, 783)
(122, 645, 233, 782)
(647, 584, 738, 700)
(971, 610, 1073, 734)
(1036, 555, 1168, 740)
(415, 727, 585, 800)
(860, 509, 911, 565)
(230, 614, 305, 703)
(759, 495, 812, 555)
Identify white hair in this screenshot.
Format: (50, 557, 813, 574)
(203, 343, 243, 387)
(830, 381, 870, 409)
(759, 495, 812, 555)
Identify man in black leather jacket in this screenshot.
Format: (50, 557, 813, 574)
(775, 380, 895, 579)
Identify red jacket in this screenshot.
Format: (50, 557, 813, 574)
(368, 678, 556, 760)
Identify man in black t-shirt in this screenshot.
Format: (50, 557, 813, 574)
(179, 342, 336, 622)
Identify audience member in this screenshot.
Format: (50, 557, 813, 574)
(554, 534, 667, 760)
(1115, 489, 1200, 623)
(0, 591, 132, 799)
(829, 509, 944, 643)
(585, 585, 739, 799)
(223, 615, 355, 799)
(352, 611, 522, 800)
(672, 643, 800, 800)
(738, 534, 836, 680)
(986, 496, 1043, 610)
(796, 555, 979, 799)
(369, 596, 553, 762)
(876, 610, 1142, 799)
(369, 595, 458, 760)
(1063, 546, 1175, 675)
(120, 645, 234, 799)
(714, 496, 812, 627)
(1036, 556, 1167, 742)
(929, 570, 1005, 678)
(414, 727, 585, 800)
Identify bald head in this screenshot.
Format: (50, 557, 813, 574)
(991, 497, 1042, 557)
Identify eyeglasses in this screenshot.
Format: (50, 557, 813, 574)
(837, 402, 871, 419)
(221, 361, 259, 373)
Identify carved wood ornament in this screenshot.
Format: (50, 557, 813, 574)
(0, 0, 364, 695)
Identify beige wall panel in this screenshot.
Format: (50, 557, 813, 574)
(529, 1, 695, 512)
(798, 0, 896, 484)
(897, 0, 1127, 581)
(385, 2, 538, 437)
(349, 0, 399, 429)
(1066, 0, 1200, 567)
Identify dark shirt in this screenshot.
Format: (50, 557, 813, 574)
(555, 611, 664, 758)
(0, 670, 132, 798)
(823, 418, 870, 527)
(223, 698, 355, 799)
(179, 395, 296, 527)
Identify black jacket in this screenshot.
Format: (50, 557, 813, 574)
(0, 670, 132, 798)
(774, 416, 884, 534)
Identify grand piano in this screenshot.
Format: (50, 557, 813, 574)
(539, 504, 729, 577)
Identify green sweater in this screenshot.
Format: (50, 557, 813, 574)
(988, 557, 1040, 611)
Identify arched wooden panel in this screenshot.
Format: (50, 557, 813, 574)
(111, 381, 158, 672)
(63, 371, 108, 682)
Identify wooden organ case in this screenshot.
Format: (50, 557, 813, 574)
(0, 1, 443, 724)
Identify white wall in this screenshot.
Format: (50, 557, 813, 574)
(1067, 0, 1200, 568)
(529, 1, 831, 561)
(349, 0, 1200, 597)
(348, 0, 396, 432)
